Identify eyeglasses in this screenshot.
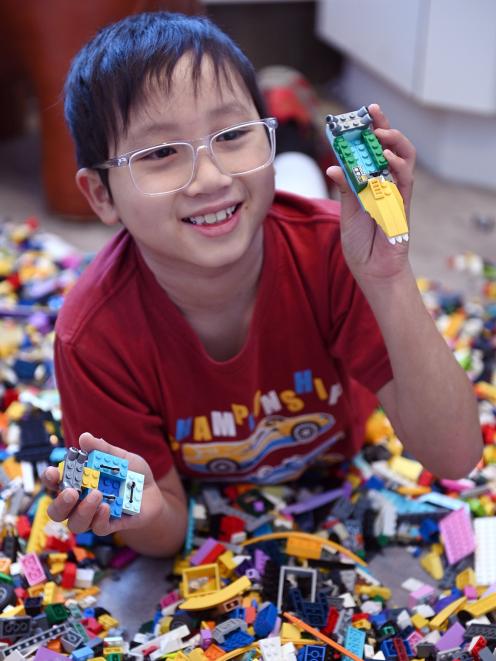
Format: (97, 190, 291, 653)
(93, 117, 278, 196)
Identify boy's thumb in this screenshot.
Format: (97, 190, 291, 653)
(78, 431, 127, 459)
(326, 166, 360, 219)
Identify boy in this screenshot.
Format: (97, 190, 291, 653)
(43, 12, 482, 557)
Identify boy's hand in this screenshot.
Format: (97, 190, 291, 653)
(42, 432, 166, 537)
(327, 104, 416, 283)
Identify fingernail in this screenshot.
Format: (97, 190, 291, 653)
(62, 490, 77, 504)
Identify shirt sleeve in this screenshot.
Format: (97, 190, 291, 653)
(54, 334, 174, 481)
(326, 241, 393, 394)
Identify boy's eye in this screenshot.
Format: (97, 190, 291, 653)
(141, 145, 178, 160)
(216, 128, 248, 143)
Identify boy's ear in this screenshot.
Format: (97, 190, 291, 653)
(76, 168, 120, 226)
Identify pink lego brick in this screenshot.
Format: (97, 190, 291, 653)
(408, 584, 436, 608)
(465, 586, 478, 599)
(406, 630, 424, 654)
(160, 590, 181, 608)
(20, 552, 46, 586)
(439, 507, 476, 565)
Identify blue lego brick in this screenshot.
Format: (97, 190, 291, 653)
(299, 645, 326, 661)
(343, 626, 366, 660)
(71, 646, 94, 661)
(220, 630, 254, 652)
(86, 450, 128, 480)
(231, 607, 246, 621)
(49, 447, 68, 464)
(254, 601, 277, 637)
(97, 474, 124, 518)
(76, 531, 96, 547)
(302, 592, 329, 628)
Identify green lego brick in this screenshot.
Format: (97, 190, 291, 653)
(334, 136, 366, 193)
(362, 128, 388, 170)
(45, 603, 70, 624)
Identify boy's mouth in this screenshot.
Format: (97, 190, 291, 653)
(182, 203, 240, 226)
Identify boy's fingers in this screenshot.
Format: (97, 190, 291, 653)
(384, 150, 413, 192)
(47, 488, 79, 522)
(326, 166, 361, 220)
(374, 128, 416, 164)
(66, 489, 103, 534)
(91, 503, 113, 537)
(368, 103, 390, 130)
(78, 432, 128, 461)
(43, 466, 60, 488)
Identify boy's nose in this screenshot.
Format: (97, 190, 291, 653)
(185, 146, 232, 195)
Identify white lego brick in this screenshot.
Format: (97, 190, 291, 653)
(421, 630, 441, 645)
(75, 567, 95, 588)
(365, 645, 375, 658)
(413, 604, 435, 618)
(475, 517, 496, 586)
(282, 642, 297, 661)
(396, 609, 412, 630)
(129, 625, 190, 658)
(259, 635, 283, 661)
(401, 577, 425, 592)
(372, 653, 385, 660)
(341, 592, 356, 608)
(4, 651, 28, 661)
(361, 600, 383, 615)
(20, 462, 35, 495)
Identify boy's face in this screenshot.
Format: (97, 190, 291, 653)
(82, 56, 275, 274)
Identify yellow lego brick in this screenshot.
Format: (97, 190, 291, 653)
(89, 658, 106, 661)
(48, 553, 68, 565)
(27, 585, 45, 598)
(456, 568, 476, 590)
(420, 552, 444, 581)
(443, 311, 466, 340)
(158, 615, 172, 634)
(82, 467, 100, 490)
(217, 550, 236, 577)
(430, 543, 444, 556)
(103, 647, 123, 657)
(181, 576, 252, 611)
(429, 596, 466, 629)
(2, 456, 22, 480)
(49, 562, 65, 575)
(98, 613, 119, 629)
(186, 649, 207, 661)
(397, 486, 431, 496)
(355, 585, 392, 600)
(43, 582, 58, 605)
(358, 178, 408, 240)
(353, 618, 372, 630)
(281, 623, 302, 639)
(483, 446, 496, 464)
(411, 613, 429, 631)
(0, 605, 25, 617)
(285, 535, 322, 560)
(175, 653, 190, 661)
(0, 558, 12, 574)
(27, 494, 52, 554)
(5, 401, 25, 422)
(464, 591, 496, 618)
(182, 564, 220, 598)
(389, 456, 423, 482)
(346, 474, 362, 489)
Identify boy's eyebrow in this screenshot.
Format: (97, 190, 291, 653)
(130, 102, 255, 141)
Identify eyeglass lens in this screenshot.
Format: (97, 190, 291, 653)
(129, 121, 273, 195)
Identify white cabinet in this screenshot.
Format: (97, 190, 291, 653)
(316, 0, 496, 115)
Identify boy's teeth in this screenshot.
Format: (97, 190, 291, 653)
(189, 204, 236, 225)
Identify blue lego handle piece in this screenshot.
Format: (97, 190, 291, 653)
(325, 106, 409, 245)
(58, 446, 144, 518)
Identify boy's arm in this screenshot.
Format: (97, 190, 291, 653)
(327, 105, 482, 478)
(366, 268, 482, 478)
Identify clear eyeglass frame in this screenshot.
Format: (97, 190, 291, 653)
(92, 117, 278, 196)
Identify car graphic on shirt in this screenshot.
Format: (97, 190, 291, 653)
(180, 412, 336, 478)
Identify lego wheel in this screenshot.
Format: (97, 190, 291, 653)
(206, 458, 240, 473)
(291, 421, 320, 442)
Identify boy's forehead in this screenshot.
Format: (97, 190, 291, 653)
(126, 56, 256, 140)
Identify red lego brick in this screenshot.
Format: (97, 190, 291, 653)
(61, 561, 77, 589)
(16, 515, 31, 539)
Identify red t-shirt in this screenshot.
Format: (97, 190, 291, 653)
(55, 192, 392, 484)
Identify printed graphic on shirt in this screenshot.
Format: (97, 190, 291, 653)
(180, 412, 342, 484)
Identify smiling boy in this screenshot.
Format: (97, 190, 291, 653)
(43, 12, 482, 557)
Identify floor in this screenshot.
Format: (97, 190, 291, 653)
(1, 121, 495, 299)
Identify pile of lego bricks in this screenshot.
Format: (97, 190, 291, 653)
(0, 215, 495, 661)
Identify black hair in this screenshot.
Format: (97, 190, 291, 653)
(64, 11, 267, 187)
